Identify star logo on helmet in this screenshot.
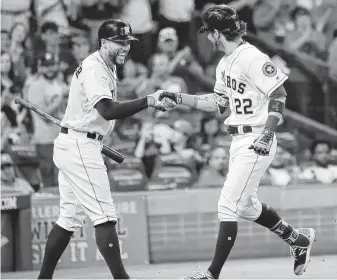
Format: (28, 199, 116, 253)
(120, 26, 130, 36)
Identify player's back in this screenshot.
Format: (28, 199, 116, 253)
(214, 42, 288, 127)
(61, 51, 117, 136)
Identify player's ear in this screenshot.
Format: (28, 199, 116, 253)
(213, 29, 220, 40)
(102, 39, 107, 49)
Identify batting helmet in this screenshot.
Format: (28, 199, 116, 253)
(98, 19, 138, 46)
(199, 5, 247, 40)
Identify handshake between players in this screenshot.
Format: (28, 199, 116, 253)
(147, 90, 178, 112)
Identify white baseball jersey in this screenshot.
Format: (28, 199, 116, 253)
(61, 51, 117, 136)
(213, 42, 288, 126)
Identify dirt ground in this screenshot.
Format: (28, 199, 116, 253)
(2, 255, 337, 279)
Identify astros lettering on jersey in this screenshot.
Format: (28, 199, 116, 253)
(213, 42, 288, 126)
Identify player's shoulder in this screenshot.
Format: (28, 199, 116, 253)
(81, 51, 105, 71)
(237, 42, 268, 64)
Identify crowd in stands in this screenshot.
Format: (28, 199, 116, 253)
(1, 0, 337, 194)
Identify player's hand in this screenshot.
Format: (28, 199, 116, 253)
(248, 128, 274, 156)
(147, 90, 177, 111)
(158, 91, 182, 105)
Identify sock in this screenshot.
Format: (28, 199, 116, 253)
(254, 203, 309, 246)
(208, 221, 238, 279)
(95, 221, 129, 279)
(38, 224, 73, 279)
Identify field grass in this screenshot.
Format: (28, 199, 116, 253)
(2, 255, 337, 279)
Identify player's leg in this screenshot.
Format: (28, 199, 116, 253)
(63, 137, 130, 279)
(182, 144, 272, 280)
(253, 204, 315, 275)
(38, 169, 85, 279)
(236, 138, 315, 275)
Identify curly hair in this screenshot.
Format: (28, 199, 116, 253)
(201, 5, 247, 41)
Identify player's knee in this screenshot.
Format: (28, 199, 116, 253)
(94, 220, 117, 229)
(218, 191, 240, 221)
(238, 198, 262, 221)
(56, 218, 81, 232)
(218, 203, 239, 221)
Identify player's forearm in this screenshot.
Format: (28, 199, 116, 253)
(177, 93, 217, 112)
(264, 85, 287, 132)
(95, 97, 148, 120)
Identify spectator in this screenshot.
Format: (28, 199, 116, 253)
(155, 27, 214, 93)
(33, 0, 70, 35)
(117, 58, 148, 101)
(1, 152, 35, 194)
(35, 21, 70, 75)
(1, 51, 15, 92)
(195, 146, 228, 188)
(298, 140, 337, 184)
(253, 0, 295, 44)
(137, 53, 188, 101)
(283, 5, 327, 118)
(1, 30, 10, 52)
(120, 0, 154, 65)
(156, 0, 195, 48)
(186, 132, 207, 173)
(134, 122, 166, 178)
(200, 114, 221, 148)
(80, 0, 121, 49)
(27, 52, 66, 187)
(9, 22, 32, 85)
(285, 6, 327, 59)
(267, 145, 300, 187)
(0, 0, 31, 32)
(66, 34, 91, 74)
(1, 112, 12, 151)
(1, 51, 29, 132)
(5, 124, 44, 192)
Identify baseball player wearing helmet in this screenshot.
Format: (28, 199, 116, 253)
(37, 19, 167, 279)
(160, 5, 315, 279)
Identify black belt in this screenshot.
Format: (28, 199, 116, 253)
(60, 127, 103, 141)
(227, 125, 252, 135)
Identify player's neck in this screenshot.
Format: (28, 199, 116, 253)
(98, 49, 115, 68)
(223, 39, 244, 57)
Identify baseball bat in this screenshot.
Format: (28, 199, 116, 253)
(15, 97, 124, 163)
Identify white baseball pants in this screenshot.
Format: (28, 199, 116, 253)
(218, 131, 277, 222)
(53, 131, 117, 232)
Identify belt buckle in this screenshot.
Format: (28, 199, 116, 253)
(237, 125, 244, 134)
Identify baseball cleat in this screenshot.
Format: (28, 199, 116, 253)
(180, 266, 215, 279)
(290, 228, 316, 276)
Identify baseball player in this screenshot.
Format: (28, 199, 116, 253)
(160, 5, 315, 279)
(37, 19, 166, 279)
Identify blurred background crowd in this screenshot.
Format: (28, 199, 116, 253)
(1, 0, 337, 194)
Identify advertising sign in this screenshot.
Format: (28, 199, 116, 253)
(31, 193, 149, 270)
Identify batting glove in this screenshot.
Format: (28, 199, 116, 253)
(248, 128, 274, 156)
(158, 91, 182, 105)
(147, 90, 169, 111)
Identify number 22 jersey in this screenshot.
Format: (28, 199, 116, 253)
(213, 42, 288, 126)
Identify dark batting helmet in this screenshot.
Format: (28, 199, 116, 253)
(98, 19, 138, 46)
(199, 5, 247, 40)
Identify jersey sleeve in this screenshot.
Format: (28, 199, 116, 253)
(81, 65, 114, 107)
(248, 55, 288, 96)
(214, 63, 227, 95)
